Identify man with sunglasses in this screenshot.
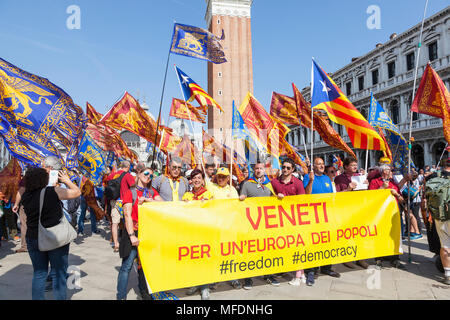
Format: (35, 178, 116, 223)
(302, 157, 341, 285)
(151, 157, 189, 202)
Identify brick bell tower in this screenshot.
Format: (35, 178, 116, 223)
(205, 0, 254, 144)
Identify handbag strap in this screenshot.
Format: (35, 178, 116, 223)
(38, 187, 48, 223)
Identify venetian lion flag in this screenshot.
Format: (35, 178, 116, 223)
(85, 123, 137, 162)
(270, 92, 300, 126)
(159, 128, 183, 155)
(170, 23, 226, 64)
(175, 66, 224, 113)
(169, 98, 206, 124)
(77, 132, 107, 186)
(99, 92, 159, 144)
(0, 57, 86, 169)
(86, 102, 104, 125)
(411, 63, 450, 144)
(171, 134, 198, 168)
(311, 59, 385, 151)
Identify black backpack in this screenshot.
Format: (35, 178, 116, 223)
(104, 172, 127, 200)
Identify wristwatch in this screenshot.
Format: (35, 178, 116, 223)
(129, 232, 136, 237)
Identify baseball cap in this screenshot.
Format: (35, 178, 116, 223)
(216, 167, 230, 176)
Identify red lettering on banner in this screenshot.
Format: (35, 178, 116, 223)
(296, 204, 310, 225)
(246, 202, 330, 230)
(312, 231, 331, 244)
(178, 244, 211, 260)
(278, 205, 296, 227)
(246, 207, 262, 230)
(264, 206, 277, 228)
(336, 225, 378, 241)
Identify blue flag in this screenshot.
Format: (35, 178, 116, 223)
(0, 58, 87, 169)
(77, 133, 107, 186)
(368, 93, 402, 136)
(170, 23, 226, 64)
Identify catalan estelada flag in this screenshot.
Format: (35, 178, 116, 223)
(411, 62, 450, 145)
(175, 66, 224, 113)
(311, 59, 385, 151)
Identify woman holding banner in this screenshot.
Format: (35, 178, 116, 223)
(182, 169, 214, 300)
(369, 164, 407, 269)
(116, 163, 163, 300)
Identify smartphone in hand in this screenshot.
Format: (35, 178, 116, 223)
(48, 170, 59, 186)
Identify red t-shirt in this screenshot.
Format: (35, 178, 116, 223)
(271, 175, 305, 196)
(122, 187, 160, 228)
(107, 169, 136, 201)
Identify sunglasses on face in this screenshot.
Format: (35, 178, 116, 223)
(282, 166, 293, 170)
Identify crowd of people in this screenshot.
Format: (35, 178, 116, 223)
(0, 153, 449, 300)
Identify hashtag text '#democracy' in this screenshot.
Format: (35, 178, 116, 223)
(292, 245, 358, 264)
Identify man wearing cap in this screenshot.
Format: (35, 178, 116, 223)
(208, 167, 239, 200)
(208, 166, 240, 289)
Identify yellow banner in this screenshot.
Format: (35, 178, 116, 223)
(138, 190, 401, 293)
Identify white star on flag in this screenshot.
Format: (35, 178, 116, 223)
(320, 80, 331, 95)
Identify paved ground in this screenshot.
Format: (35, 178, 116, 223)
(0, 219, 449, 300)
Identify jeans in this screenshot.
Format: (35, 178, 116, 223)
(116, 247, 149, 299)
(117, 247, 138, 300)
(77, 196, 97, 234)
(26, 237, 69, 300)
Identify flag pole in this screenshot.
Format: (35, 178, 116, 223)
(310, 58, 315, 171)
(150, 32, 173, 173)
(406, 0, 429, 263)
(365, 149, 369, 173)
(436, 142, 449, 168)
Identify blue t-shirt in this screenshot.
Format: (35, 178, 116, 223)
(303, 174, 333, 194)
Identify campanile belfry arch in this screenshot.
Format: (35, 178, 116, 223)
(205, 0, 254, 137)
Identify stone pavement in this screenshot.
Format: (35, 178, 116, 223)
(0, 220, 449, 300)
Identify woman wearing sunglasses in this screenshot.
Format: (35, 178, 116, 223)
(117, 163, 163, 300)
(182, 169, 214, 300)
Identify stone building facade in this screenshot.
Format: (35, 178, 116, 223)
(287, 7, 450, 169)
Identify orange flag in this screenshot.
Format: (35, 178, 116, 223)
(270, 92, 300, 126)
(85, 123, 137, 162)
(239, 92, 307, 171)
(86, 102, 104, 125)
(172, 134, 198, 168)
(293, 83, 313, 129)
(0, 158, 21, 202)
(411, 63, 450, 144)
(202, 129, 230, 163)
(159, 129, 183, 155)
(99, 92, 159, 144)
(169, 98, 206, 124)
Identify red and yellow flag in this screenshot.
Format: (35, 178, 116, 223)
(202, 129, 230, 163)
(293, 83, 313, 129)
(311, 60, 385, 151)
(86, 102, 103, 125)
(85, 123, 137, 162)
(0, 158, 21, 202)
(170, 98, 206, 124)
(172, 135, 198, 168)
(99, 92, 158, 144)
(159, 129, 183, 155)
(270, 92, 299, 126)
(411, 63, 450, 144)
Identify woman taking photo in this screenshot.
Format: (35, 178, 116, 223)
(21, 167, 81, 300)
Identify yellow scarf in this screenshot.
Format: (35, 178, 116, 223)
(167, 177, 180, 202)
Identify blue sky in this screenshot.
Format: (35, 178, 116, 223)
(0, 0, 448, 123)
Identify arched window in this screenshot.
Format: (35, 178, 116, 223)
(390, 100, 399, 125)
